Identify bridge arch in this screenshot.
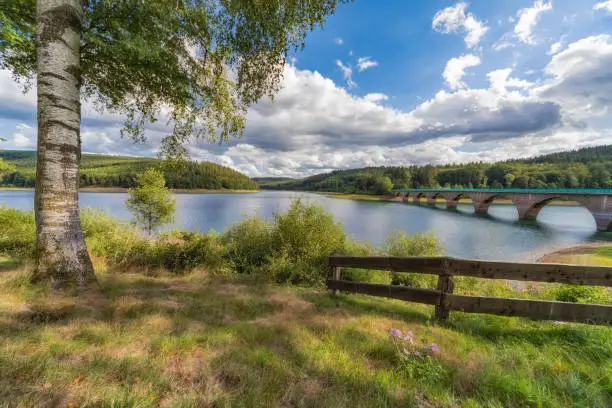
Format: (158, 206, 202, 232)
(516, 195, 611, 231)
(392, 189, 612, 231)
(427, 192, 447, 206)
(413, 192, 427, 204)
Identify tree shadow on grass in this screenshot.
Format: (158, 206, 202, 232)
(299, 290, 432, 323)
(1, 273, 420, 405)
(3, 270, 611, 406)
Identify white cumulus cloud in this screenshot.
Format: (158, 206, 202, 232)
(536, 34, 612, 118)
(364, 93, 389, 103)
(594, 1, 612, 13)
(514, 0, 553, 44)
(357, 56, 378, 72)
(335, 60, 356, 89)
(432, 2, 489, 48)
(443, 54, 481, 90)
(487, 69, 533, 94)
(547, 37, 565, 55)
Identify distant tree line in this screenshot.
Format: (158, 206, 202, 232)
(261, 145, 612, 194)
(0, 151, 257, 190)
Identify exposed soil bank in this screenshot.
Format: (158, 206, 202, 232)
(538, 242, 612, 265)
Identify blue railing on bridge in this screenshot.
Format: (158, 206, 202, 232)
(392, 188, 612, 195)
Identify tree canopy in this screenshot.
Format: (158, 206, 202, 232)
(261, 145, 612, 194)
(1, 0, 347, 159)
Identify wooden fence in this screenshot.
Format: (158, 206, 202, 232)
(327, 256, 612, 324)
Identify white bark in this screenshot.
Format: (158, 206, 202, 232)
(32, 0, 97, 290)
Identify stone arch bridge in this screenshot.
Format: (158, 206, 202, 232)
(393, 188, 612, 232)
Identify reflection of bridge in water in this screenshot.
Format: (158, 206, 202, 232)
(392, 188, 612, 232)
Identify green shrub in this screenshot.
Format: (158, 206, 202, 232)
(271, 199, 345, 285)
(341, 239, 390, 284)
(384, 230, 443, 288)
(84, 209, 227, 274)
(222, 199, 346, 285)
(0, 206, 36, 257)
(553, 285, 610, 304)
(151, 230, 227, 272)
(223, 215, 274, 275)
(384, 230, 443, 257)
(80, 208, 150, 269)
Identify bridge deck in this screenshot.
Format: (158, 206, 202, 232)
(393, 188, 612, 195)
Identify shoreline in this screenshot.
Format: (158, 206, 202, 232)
(0, 187, 259, 194)
(538, 241, 612, 265)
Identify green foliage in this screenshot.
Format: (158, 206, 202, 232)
(262, 144, 612, 193)
(1, 0, 347, 158)
(223, 215, 274, 275)
(552, 285, 610, 304)
(0, 206, 35, 257)
(271, 199, 345, 284)
(223, 199, 346, 285)
(126, 169, 176, 235)
(384, 230, 443, 288)
(340, 239, 390, 284)
(384, 230, 443, 257)
(0, 150, 258, 190)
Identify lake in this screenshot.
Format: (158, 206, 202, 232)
(0, 190, 605, 262)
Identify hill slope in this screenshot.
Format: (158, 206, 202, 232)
(261, 145, 612, 194)
(0, 150, 257, 190)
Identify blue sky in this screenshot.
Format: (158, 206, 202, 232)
(2, 1, 612, 177)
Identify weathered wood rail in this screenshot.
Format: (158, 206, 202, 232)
(328, 256, 612, 324)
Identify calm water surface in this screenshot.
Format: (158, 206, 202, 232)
(0, 190, 605, 262)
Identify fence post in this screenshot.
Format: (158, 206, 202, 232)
(331, 266, 342, 295)
(435, 259, 454, 322)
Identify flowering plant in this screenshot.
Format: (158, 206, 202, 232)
(389, 328, 440, 360)
(389, 328, 448, 383)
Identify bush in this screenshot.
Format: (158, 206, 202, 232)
(384, 230, 443, 288)
(553, 285, 610, 304)
(84, 209, 227, 274)
(0, 206, 36, 258)
(222, 199, 346, 285)
(223, 215, 274, 275)
(271, 199, 345, 284)
(341, 239, 390, 284)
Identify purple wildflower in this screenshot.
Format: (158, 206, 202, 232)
(404, 331, 413, 341)
(430, 343, 440, 354)
(389, 328, 403, 338)
(402, 347, 411, 356)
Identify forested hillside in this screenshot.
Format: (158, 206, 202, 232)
(0, 151, 257, 190)
(261, 145, 612, 194)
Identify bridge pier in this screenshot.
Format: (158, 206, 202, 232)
(580, 196, 612, 232)
(426, 194, 438, 206)
(593, 212, 612, 232)
(446, 200, 458, 210)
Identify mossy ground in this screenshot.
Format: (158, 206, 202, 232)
(1, 259, 611, 407)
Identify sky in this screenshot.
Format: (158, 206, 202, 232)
(1, 0, 612, 178)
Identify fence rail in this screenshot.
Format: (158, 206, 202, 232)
(327, 256, 612, 324)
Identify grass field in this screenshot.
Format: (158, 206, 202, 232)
(1, 258, 611, 407)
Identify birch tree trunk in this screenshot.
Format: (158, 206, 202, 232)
(31, 0, 97, 291)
